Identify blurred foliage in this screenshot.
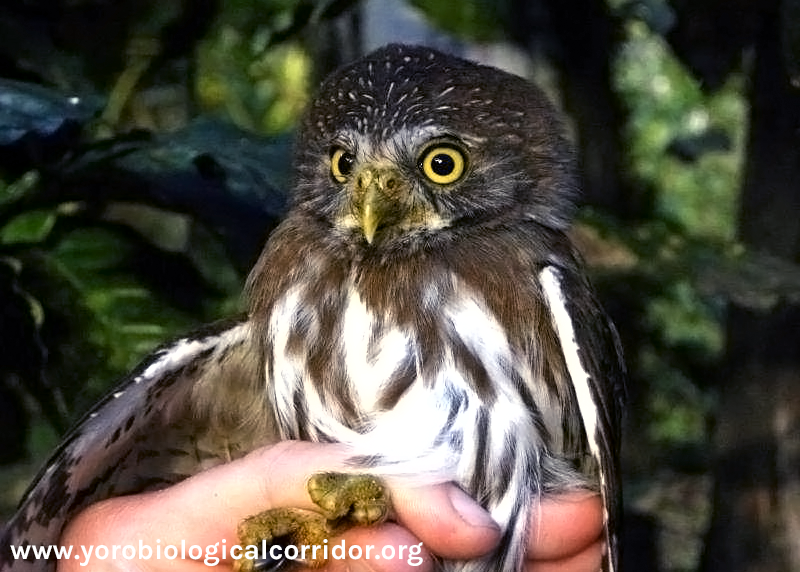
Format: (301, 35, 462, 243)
(1, 4, 800, 569)
(614, 19, 745, 241)
(609, 15, 745, 459)
(409, 0, 503, 41)
(197, 27, 311, 132)
(0, 77, 290, 485)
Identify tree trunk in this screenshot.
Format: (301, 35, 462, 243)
(507, 0, 643, 217)
(702, 5, 800, 571)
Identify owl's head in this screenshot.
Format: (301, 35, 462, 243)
(292, 44, 578, 248)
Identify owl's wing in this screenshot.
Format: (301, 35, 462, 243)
(0, 318, 276, 572)
(539, 265, 625, 572)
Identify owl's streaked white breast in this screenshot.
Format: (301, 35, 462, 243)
(266, 272, 546, 484)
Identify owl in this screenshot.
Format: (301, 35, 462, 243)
(1, 44, 624, 572)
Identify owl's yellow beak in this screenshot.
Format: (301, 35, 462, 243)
(360, 187, 381, 244)
(353, 166, 405, 244)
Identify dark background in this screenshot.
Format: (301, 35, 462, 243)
(0, 1, 798, 570)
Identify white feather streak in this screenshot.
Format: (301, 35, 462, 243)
(539, 266, 600, 462)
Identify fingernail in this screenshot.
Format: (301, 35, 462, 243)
(448, 486, 500, 530)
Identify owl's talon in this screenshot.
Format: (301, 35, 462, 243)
(235, 508, 331, 570)
(307, 472, 389, 525)
(231, 555, 253, 572)
(234, 475, 388, 571)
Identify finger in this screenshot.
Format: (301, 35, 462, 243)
(527, 493, 604, 561)
(60, 441, 353, 564)
(58, 498, 239, 572)
(390, 484, 501, 560)
(145, 441, 350, 545)
(525, 539, 604, 572)
(322, 524, 434, 572)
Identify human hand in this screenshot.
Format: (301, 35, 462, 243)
(58, 441, 603, 571)
(387, 485, 603, 572)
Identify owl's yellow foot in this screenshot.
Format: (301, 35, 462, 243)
(234, 473, 389, 571)
(307, 472, 389, 525)
(234, 507, 332, 571)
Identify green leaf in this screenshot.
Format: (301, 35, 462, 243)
(1, 211, 56, 244)
(410, 0, 503, 41)
(0, 80, 98, 146)
(0, 171, 40, 207)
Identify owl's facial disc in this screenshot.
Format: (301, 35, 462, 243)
(331, 146, 453, 244)
(327, 134, 473, 244)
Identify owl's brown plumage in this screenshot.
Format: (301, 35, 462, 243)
(245, 44, 623, 571)
(1, 44, 624, 572)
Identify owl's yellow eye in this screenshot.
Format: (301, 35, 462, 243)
(331, 148, 355, 183)
(419, 145, 466, 185)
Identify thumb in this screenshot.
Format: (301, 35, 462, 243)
(391, 483, 501, 560)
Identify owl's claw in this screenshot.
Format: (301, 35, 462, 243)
(234, 473, 389, 571)
(307, 472, 389, 525)
(234, 508, 331, 571)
